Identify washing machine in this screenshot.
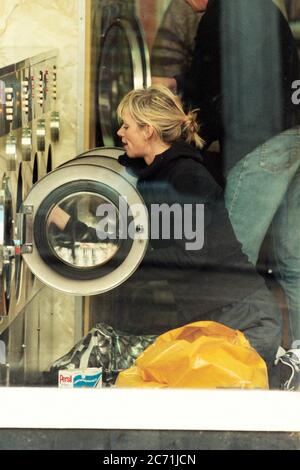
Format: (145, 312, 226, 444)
(0, 62, 29, 383)
(97, 0, 151, 146)
(0, 64, 23, 323)
(29, 51, 59, 187)
(7, 147, 148, 297)
(0, 51, 61, 385)
(0, 144, 181, 377)
(0, 146, 148, 383)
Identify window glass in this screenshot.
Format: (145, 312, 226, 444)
(1, 0, 300, 404)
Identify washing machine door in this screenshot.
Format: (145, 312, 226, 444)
(98, 16, 151, 146)
(16, 148, 148, 296)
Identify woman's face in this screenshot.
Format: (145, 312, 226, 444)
(117, 110, 147, 158)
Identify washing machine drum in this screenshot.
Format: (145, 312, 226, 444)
(19, 148, 148, 295)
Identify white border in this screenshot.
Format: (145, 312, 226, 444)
(0, 387, 300, 431)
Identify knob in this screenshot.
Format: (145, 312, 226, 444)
(50, 111, 60, 142)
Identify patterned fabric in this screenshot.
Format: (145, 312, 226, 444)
(48, 323, 156, 386)
(151, 0, 202, 77)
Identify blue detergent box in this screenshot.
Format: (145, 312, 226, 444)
(58, 367, 102, 388)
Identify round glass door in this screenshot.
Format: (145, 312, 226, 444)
(21, 159, 148, 296)
(34, 181, 133, 281)
(47, 192, 120, 269)
(98, 17, 150, 146)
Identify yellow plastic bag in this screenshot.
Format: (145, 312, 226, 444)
(116, 321, 268, 389)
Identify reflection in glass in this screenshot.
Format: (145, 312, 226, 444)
(47, 192, 119, 269)
(2, 175, 13, 310)
(15, 165, 23, 299)
(99, 22, 133, 146)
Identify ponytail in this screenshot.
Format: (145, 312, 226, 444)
(182, 110, 205, 149)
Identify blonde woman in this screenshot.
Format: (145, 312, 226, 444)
(117, 85, 282, 388)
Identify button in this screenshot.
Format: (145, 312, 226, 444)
(22, 136, 31, 145)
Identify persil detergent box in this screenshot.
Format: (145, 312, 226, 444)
(58, 367, 102, 388)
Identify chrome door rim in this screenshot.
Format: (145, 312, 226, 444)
(22, 163, 148, 295)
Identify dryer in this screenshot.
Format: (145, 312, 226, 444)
(97, 0, 151, 146)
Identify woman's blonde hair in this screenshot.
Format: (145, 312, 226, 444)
(117, 84, 204, 149)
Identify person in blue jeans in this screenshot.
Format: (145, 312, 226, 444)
(162, 0, 300, 360)
(225, 128, 300, 349)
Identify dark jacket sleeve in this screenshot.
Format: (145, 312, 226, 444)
(175, 0, 223, 147)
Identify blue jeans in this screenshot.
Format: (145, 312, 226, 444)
(225, 126, 300, 347)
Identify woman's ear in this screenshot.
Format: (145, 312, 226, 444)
(143, 124, 155, 140)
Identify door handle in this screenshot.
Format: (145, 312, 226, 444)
(36, 118, 46, 152)
(16, 205, 34, 255)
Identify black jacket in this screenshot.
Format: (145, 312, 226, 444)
(118, 141, 267, 331)
(177, 0, 300, 171)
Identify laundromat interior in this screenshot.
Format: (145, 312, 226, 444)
(0, 0, 300, 390)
